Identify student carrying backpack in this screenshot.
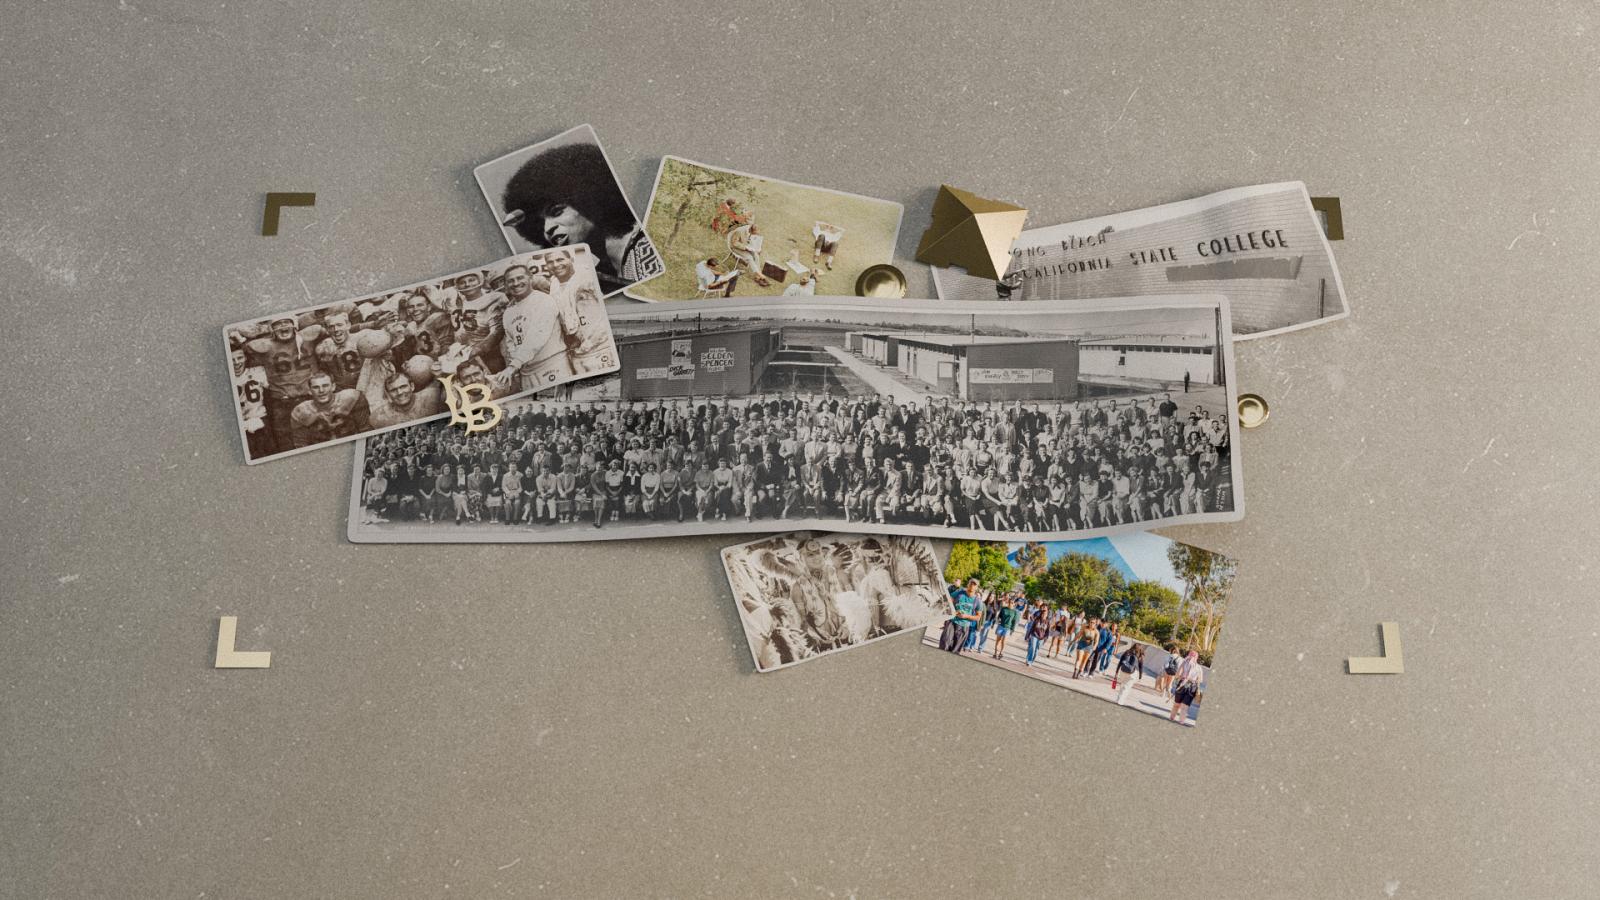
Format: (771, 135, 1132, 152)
(1112, 644, 1139, 691)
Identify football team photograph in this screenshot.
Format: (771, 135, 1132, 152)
(226, 246, 619, 463)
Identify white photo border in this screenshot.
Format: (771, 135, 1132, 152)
(345, 294, 1243, 542)
(622, 155, 905, 303)
(721, 530, 951, 673)
(225, 244, 618, 465)
(932, 181, 1349, 342)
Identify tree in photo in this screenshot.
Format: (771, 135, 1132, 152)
(943, 540, 981, 585)
(1167, 542, 1236, 660)
(1120, 580, 1183, 642)
(972, 542, 1018, 594)
(943, 541, 1018, 595)
(659, 163, 759, 251)
(1012, 541, 1049, 578)
(1030, 552, 1110, 613)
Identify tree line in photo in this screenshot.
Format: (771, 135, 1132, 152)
(942, 539, 1233, 665)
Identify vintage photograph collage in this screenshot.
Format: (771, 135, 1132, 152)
(228, 125, 1348, 728)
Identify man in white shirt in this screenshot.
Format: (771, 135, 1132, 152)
(728, 224, 771, 286)
(231, 347, 272, 459)
(783, 271, 818, 297)
(546, 250, 613, 375)
(695, 257, 739, 297)
(497, 263, 577, 393)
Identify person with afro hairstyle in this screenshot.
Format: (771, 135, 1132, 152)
(499, 141, 662, 294)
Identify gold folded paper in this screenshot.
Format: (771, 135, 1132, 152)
(914, 185, 1028, 281)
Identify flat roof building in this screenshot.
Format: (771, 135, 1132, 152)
(846, 331, 1080, 402)
(1080, 334, 1220, 387)
(616, 325, 780, 399)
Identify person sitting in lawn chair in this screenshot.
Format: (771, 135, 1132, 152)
(695, 257, 739, 298)
(727, 223, 772, 287)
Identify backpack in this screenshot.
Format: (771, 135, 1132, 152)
(1174, 678, 1201, 703)
(1164, 656, 1181, 676)
(939, 618, 964, 652)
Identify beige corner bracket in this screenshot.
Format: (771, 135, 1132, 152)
(914, 185, 1028, 281)
(1347, 622, 1403, 674)
(215, 616, 272, 669)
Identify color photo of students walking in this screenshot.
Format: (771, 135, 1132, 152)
(924, 532, 1236, 726)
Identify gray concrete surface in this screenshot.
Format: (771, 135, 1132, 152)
(2, 1, 1598, 897)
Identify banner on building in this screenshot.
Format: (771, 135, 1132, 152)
(668, 339, 695, 379)
(969, 367, 1054, 384)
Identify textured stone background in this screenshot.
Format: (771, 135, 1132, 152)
(2, 2, 1597, 897)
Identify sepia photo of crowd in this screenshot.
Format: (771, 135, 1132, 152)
(723, 532, 949, 672)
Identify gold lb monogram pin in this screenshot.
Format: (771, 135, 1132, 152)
(440, 374, 503, 434)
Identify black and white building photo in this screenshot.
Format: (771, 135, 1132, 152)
(933, 182, 1349, 340)
(347, 295, 1243, 543)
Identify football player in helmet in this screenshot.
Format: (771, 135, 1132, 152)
(231, 346, 273, 459)
(245, 315, 326, 455)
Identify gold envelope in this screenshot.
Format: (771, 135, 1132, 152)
(914, 185, 1028, 281)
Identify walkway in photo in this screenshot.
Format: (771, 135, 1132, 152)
(822, 346, 944, 404)
(921, 626, 1199, 725)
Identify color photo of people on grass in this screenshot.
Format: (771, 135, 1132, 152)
(626, 158, 902, 302)
(925, 533, 1236, 726)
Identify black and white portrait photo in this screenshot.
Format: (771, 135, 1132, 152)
(475, 124, 664, 298)
(723, 532, 949, 671)
(347, 295, 1243, 542)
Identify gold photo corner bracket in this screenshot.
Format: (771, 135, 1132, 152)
(1309, 196, 1344, 241)
(261, 192, 317, 236)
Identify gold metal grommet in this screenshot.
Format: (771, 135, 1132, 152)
(1237, 393, 1269, 428)
(855, 264, 908, 299)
